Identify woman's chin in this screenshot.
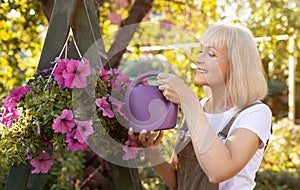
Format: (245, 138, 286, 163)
(193, 78, 207, 86)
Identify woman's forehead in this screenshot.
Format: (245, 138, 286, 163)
(200, 42, 224, 52)
(201, 35, 226, 50)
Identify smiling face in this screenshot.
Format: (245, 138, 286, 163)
(192, 23, 268, 108)
(193, 42, 230, 88)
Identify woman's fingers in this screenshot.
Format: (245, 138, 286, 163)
(128, 129, 164, 148)
(128, 127, 139, 141)
(148, 131, 156, 143)
(139, 129, 148, 143)
(157, 72, 170, 80)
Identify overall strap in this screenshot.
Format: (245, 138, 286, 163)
(218, 101, 263, 139)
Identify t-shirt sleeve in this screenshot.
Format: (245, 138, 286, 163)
(229, 103, 272, 149)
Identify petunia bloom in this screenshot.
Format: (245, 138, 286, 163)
(52, 109, 76, 133)
(108, 68, 120, 76)
(74, 120, 93, 143)
(99, 67, 109, 81)
(0, 102, 20, 127)
(118, 73, 131, 86)
(5, 86, 30, 103)
(66, 130, 87, 151)
(53, 58, 69, 88)
(122, 139, 138, 160)
(30, 151, 54, 174)
(73, 60, 90, 88)
(107, 13, 122, 26)
(111, 79, 121, 92)
(112, 100, 128, 120)
(62, 59, 80, 88)
(95, 97, 114, 118)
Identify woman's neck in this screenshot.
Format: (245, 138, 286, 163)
(204, 87, 233, 114)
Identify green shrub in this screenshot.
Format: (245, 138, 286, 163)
(255, 169, 300, 190)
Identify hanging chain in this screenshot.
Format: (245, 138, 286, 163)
(43, 29, 83, 91)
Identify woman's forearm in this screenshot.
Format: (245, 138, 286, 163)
(145, 147, 177, 189)
(152, 161, 177, 190)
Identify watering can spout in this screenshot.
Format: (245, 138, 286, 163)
(124, 71, 178, 132)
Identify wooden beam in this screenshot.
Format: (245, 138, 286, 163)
(69, 1, 143, 189)
(37, 0, 77, 70)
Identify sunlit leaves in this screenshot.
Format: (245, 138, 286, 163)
(0, 0, 47, 94)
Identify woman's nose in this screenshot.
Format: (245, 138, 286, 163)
(195, 56, 204, 65)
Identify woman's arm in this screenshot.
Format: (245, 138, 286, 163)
(128, 129, 178, 189)
(192, 124, 261, 183)
(157, 73, 264, 183)
(151, 155, 177, 190)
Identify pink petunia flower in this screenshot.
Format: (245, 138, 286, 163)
(99, 67, 109, 81)
(112, 100, 128, 120)
(95, 97, 114, 118)
(118, 73, 131, 86)
(74, 120, 93, 143)
(30, 151, 54, 174)
(52, 110, 76, 133)
(107, 13, 122, 26)
(111, 73, 131, 92)
(73, 59, 90, 88)
(53, 58, 69, 88)
(66, 130, 87, 151)
(62, 59, 80, 88)
(141, 78, 149, 86)
(111, 79, 121, 92)
(5, 86, 30, 103)
(108, 68, 120, 76)
(42, 140, 53, 149)
(122, 139, 138, 160)
(62, 59, 90, 88)
(0, 102, 20, 127)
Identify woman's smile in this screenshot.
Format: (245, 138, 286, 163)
(197, 67, 208, 74)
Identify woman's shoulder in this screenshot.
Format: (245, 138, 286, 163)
(241, 101, 272, 117)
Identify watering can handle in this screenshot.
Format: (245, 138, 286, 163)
(125, 71, 161, 112)
(127, 71, 160, 89)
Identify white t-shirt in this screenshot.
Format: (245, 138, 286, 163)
(196, 97, 272, 190)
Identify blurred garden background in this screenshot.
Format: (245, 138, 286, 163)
(0, 0, 299, 189)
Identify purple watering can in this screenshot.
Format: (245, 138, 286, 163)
(124, 71, 178, 132)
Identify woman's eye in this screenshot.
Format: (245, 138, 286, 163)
(208, 53, 216, 57)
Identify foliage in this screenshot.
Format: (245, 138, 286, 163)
(0, 0, 46, 93)
(255, 169, 300, 190)
(43, 149, 86, 190)
(255, 118, 300, 189)
(260, 119, 300, 171)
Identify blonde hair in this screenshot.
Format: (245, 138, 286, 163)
(202, 23, 268, 108)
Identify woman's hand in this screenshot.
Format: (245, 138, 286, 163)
(157, 73, 182, 105)
(128, 128, 177, 189)
(128, 128, 164, 148)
